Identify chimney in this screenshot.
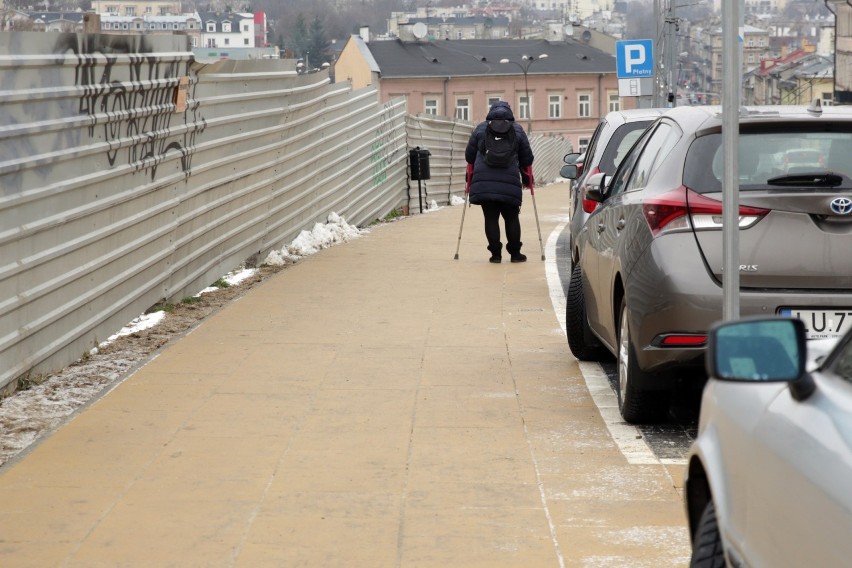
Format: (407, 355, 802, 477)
(360, 25, 370, 43)
(83, 10, 100, 34)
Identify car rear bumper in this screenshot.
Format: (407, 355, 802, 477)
(624, 234, 852, 380)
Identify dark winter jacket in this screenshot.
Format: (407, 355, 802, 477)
(464, 101, 534, 207)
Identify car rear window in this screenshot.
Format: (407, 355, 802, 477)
(598, 121, 653, 174)
(684, 126, 852, 193)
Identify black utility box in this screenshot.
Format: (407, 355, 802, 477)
(409, 147, 431, 180)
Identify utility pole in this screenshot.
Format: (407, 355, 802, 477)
(654, 0, 663, 107)
(666, 0, 678, 107)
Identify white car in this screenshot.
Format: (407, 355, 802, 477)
(685, 317, 852, 568)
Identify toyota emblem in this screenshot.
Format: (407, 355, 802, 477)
(830, 197, 852, 215)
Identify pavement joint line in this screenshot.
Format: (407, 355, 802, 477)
(503, 295, 566, 568)
(544, 218, 674, 466)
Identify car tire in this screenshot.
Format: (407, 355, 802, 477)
(617, 297, 669, 423)
(690, 501, 726, 568)
(566, 263, 607, 361)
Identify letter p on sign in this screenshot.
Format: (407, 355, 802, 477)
(625, 45, 645, 73)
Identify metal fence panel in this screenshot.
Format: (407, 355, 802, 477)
(1, 33, 408, 392)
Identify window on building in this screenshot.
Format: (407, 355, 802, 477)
(145, 7, 151, 13)
(549, 94, 563, 118)
(160, 7, 167, 15)
(487, 95, 502, 109)
(608, 92, 620, 113)
(191, 37, 198, 47)
(135, 22, 141, 29)
(243, 24, 249, 32)
(125, 7, 135, 15)
(206, 21, 216, 32)
(519, 95, 530, 120)
(223, 22, 231, 32)
(107, 5, 118, 13)
(244, 38, 249, 45)
(577, 92, 590, 117)
(455, 97, 470, 121)
(224, 38, 230, 46)
(748, 54, 755, 64)
(578, 137, 590, 153)
(424, 98, 439, 115)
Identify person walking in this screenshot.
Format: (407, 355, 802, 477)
(464, 101, 534, 263)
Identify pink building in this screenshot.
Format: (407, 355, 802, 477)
(335, 36, 634, 153)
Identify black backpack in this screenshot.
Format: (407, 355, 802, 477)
(480, 119, 517, 168)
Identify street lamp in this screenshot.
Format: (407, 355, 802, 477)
(499, 53, 548, 133)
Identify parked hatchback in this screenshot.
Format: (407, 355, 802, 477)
(567, 104, 852, 423)
(560, 108, 663, 267)
(685, 316, 852, 568)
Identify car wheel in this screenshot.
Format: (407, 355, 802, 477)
(690, 501, 726, 568)
(617, 297, 669, 423)
(566, 263, 607, 361)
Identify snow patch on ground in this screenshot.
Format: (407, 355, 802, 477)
(264, 212, 365, 265)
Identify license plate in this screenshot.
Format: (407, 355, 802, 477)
(779, 308, 852, 339)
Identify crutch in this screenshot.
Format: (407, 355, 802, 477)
(454, 163, 474, 260)
(524, 166, 545, 261)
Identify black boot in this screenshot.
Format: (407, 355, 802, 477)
(507, 242, 526, 263)
(488, 243, 502, 263)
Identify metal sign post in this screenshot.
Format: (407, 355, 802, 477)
(722, 0, 743, 321)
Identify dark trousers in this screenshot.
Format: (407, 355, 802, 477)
(480, 202, 522, 256)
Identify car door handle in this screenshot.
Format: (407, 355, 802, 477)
(616, 218, 626, 231)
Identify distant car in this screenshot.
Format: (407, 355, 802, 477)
(780, 148, 826, 174)
(685, 316, 852, 568)
(560, 108, 663, 268)
(566, 103, 852, 423)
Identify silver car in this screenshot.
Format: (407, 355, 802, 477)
(567, 104, 852, 423)
(685, 316, 852, 568)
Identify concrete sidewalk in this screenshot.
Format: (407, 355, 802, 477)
(0, 183, 691, 567)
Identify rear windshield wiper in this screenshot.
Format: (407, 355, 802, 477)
(766, 172, 844, 187)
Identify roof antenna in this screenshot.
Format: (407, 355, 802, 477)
(807, 97, 823, 116)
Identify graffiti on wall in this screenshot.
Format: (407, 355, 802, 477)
(54, 33, 206, 180)
(369, 101, 400, 188)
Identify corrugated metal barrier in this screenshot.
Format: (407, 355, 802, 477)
(1, 32, 572, 393)
(0, 32, 407, 392)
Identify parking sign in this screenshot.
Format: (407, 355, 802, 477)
(616, 40, 654, 79)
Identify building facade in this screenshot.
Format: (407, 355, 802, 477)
(335, 36, 632, 152)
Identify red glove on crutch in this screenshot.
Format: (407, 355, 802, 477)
(465, 162, 474, 194)
(521, 165, 535, 194)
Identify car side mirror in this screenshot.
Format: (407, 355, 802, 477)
(706, 317, 816, 401)
(563, 152, 581, 165)
(584, 172, 608, 203)
(560, 164, 579, 179)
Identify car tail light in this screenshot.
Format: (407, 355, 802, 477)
(641, 186, 770, 236)
(581, 166, 601, 214)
